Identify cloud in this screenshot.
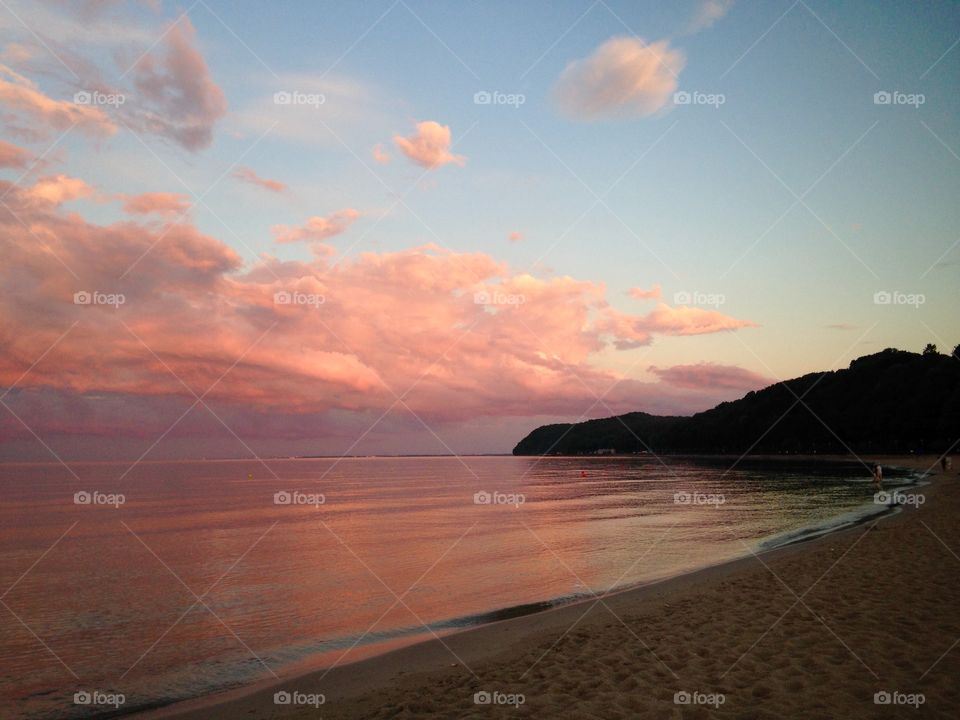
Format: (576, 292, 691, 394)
(120, 191, 190, 215)
(508, 231, 523, 242)
(272, 209, 361, 244)
(0, 63, 117, 139)
(0, 176, 759, 455)
(25, 174, 94, 205)
(599, 303, 757, 349)
(0, 140, 32, 169)
(643, 303, 757, 335)
(553, 36, 685, 120)
(686, 0, 734, 33)
(648, 362, 769, 392)
(130, 16, 227, 151)
(628, 284, 661, 300)
(0, 43, 36, 66)
(393, 121, 466, 169)
(372, 143, 391, 164)
(231, 166, 288, 194)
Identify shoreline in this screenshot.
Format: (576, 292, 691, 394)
(137, 453, 954, 720)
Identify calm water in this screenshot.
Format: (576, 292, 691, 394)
(0, 456, 916, 718)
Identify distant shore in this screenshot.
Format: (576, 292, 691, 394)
(143, 454, 959, 720)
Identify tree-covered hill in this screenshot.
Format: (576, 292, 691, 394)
(512, 348, 960, 456)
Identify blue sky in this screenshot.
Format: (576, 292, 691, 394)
(77, 0, 958, 363)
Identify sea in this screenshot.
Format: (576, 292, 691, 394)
(0, 455, 923, 718)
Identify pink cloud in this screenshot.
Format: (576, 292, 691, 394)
(0, 139, 31, 169)
(130, 17, 226, 151)
(25, 174, 94, 205)
(0, 177, 759, 453)
(0, 43, 35, 66)
(0, 64, 117, 138)
(393, 121, 466, 169)
(553, 37, 684, 120)
(508, 231, 523, 242)
(121, 191, 191, 215)
(648, 362, 769, 392)
(272, 209, 360, 244)
(232, 166, 288, 194)
(599, 303, 757, 349)
(629, 284, 661, 300)
(644, 303, 757, 335)
(371, 143, 391, 164)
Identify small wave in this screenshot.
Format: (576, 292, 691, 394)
(758, 470, 929, 550)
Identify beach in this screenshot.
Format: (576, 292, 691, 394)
(150, 455, 959, 719)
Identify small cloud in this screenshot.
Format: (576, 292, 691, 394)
(130, 16, 227, 151)
(25, 174, 94, 205)
(0, 63, 117, 139)
(120, 191, 190, 215)
(597, 302, 756, 349)
(553, 36, 684, 121)
(371, 143, 391, 165)
(0, 43, 35, 66)
(0, 139, 32, 169)
(393, 120, 466, 169)
(649, 362, 769, 392)
(231, 165, 287, 194)
(686, 0, 734, 34)
(508, 231, 523, 242)
(628, 284, 661, 300)
(272, 209, 360, 244)
(824, 323, 858, 331)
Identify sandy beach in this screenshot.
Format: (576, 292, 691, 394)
(142, 455, 959, 719)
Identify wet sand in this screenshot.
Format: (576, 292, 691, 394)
(149, 454, 960, 719)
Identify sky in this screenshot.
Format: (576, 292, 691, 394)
(0, 0, 957, 460)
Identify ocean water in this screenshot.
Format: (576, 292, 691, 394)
(0, 456, 917, 718)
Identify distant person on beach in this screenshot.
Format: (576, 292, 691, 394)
(872, 464, 883, 492)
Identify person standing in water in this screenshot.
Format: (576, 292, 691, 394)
(872, 463, 883, 492)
